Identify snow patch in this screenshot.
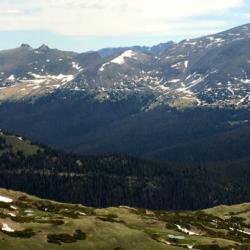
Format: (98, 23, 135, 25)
(8, 212, 16, 217)
(237, 95, 249, 106)
(171, 62, 182, 69)
(111, 50, 137, 64)
(2, 223, 15, 232)
(227, 86, 235, 96)
(230, 227, 250, 235)
(168, 79, 180, 83)
(99, 50, 137, 71)
(184, 41, 197, 46)
(176, 224, 200, 236)
(24, 209, 33, 214)
(168, 234, 185, 240)
(241, 79, 250, 84)
(72, 62, 81, 71)
(7, 75, 15, 81)
(0, 195, 13, 203)
(119, 206, 137, 211)
(78, 212, 87, 216)
(29, 73, 74, 83)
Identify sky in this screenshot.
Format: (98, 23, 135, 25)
(0, 0, 249, 52)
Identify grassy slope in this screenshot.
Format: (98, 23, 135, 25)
(204, 203, 250, 224)
(0, 189, 249, 250)
(0, 131, 41, 156)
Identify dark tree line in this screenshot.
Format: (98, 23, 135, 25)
(0, 139, 250, 210)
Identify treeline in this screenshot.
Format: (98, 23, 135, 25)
(0, 143, 250, 210)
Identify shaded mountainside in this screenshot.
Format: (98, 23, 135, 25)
(0, 130, 250, 211)
(0, 96, 249, 163)
(0, 188, 250, 249)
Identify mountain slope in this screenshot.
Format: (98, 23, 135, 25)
(1, 130, 250, 211)
(67, 23, 250, 109)
(0, 98, 249, 163)
(0, 188, 249, 250)
(0, 44, 102, 101)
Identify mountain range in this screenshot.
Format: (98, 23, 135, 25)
(0, 24, 249, 162)
(1, 24, 250, 108)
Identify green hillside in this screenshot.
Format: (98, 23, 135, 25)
(0, 188, 249, 250)
(0, 130, 41, 156)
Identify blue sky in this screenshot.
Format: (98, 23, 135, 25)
(0, 0, 249, 52)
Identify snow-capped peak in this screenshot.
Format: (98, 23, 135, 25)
(99, 50, 137, 71)
(111, 50, 137, 65)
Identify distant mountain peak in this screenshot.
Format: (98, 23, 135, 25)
(20, 43, 32, 49)
(98, 41, 174, 57)
(37, 44, 50, 51)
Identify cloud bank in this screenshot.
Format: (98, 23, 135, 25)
(0, 0, 245, 36)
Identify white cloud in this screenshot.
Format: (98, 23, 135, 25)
(0, 9, 22, 14)
(0, 0, 245, 36)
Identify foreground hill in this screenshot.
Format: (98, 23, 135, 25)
(0, 130, 250, 211)
(0, 188, 249, 250)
